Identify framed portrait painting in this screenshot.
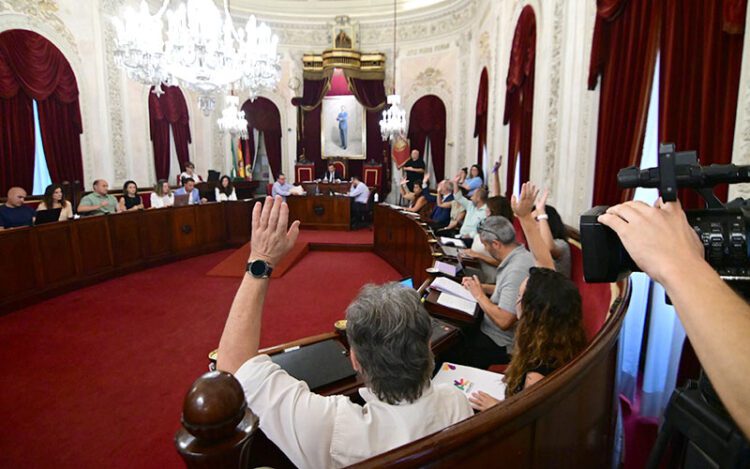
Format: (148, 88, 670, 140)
(321, 95, 366, 160)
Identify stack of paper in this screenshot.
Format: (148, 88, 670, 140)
(430, 276, 477, 316)
(434, 260, 461, 277)
(433, 362, 506, 401)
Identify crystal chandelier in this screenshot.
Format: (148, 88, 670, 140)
(380, 95, 406, 141)
(380, 0, 407, 141)
(217, 95, 248, 138)
(112, 0, 280, 116)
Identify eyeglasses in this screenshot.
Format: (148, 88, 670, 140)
(477, 219, 500, 242)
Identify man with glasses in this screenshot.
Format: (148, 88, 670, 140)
(446, 216, 534, 368)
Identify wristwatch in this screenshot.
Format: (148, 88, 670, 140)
(247, 259, 273, 279)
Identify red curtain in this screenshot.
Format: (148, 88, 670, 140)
(660, 0, 746, 208)
(345, 72, 388, 179)
(408, 95, 447, 181)
(503, 6, 536, 198)
(0, 30, 83, 193)
(588, 0, 661, 206)
(292, 76, 331, 173)
(474, 68, 489, 169)
(148, 85, 191, 181)
(242, 98, 282, 180)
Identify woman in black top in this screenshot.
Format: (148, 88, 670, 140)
(118, 180, 143, 211)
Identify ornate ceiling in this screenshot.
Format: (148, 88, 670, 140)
(228, 0, 466, 21)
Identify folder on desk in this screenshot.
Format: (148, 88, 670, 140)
(270, 339, 356, 390)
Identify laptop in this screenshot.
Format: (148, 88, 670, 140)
(399, 277, 414, 289)
(34, 208, 62, 225)
(173, 193, 190, 207)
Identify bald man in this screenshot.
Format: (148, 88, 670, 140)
(0, 187, 35, 229)
(78, 179, 120, 216)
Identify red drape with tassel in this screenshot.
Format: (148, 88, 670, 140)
(589, 0, 661, 206)
(503, 6, 536, 198)
(660, 0, 746, 208)
(148, 85, 191, 181)
(474, 68, 489, 169)
(0, 30, 83, 193)
(242, 98, 282, 180)
(408, 95, 447, 181)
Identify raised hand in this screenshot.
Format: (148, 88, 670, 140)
(423, 172, 431, 184)
(492, 156, 502, 174)
(250, 196, 301, 267)
(400, 177, 408, 186)
(535, 188, 549, 215)
(511, 182, 539, 218)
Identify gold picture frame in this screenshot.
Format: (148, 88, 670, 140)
(321, 95, 367, 160)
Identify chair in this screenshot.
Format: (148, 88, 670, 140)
(331, 159, 347, 180)
(266, 183, 274, 196)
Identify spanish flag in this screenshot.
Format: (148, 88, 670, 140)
(237, 138, 246, 179)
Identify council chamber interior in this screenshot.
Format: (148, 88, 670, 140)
(1, 0, 748, 468)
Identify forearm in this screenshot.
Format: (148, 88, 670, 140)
(662, 260, 750, 437)
(477, 295, 515, 330)
(538, 219, 559, 257)
(77, 204, 100, 213)
(492, 171, 501, 197)
(472, 252, 499, 266)
(518, 214, 555, 270)
(217, 276, 269, 374)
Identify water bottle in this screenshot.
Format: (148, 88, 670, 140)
(374, 192, 379, 203)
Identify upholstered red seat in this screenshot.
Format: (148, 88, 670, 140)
(140, 191, 152, 209)
(513, 217, 526, 244)
(266, 183, 273, 196)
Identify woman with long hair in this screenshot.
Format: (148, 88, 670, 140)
(469, 182, 586, 409)
(118, 180, 143, 211)
(460, 164, 484, 196)
(37, 183, 73, 221)
(215, 175, 237, 202)
(150, 179, 174, 209)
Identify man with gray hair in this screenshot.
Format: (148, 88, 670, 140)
(217, 196, 472, 469)
(450, 215, 535, 368)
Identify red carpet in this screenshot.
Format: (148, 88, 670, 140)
(206, 241, 310, 278)
(0, 229, 398, 469)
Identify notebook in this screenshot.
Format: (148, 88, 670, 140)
(270, 339, 356, 390)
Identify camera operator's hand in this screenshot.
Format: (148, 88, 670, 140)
(511, 182, 538, 219)
(597, 199, 703, 284)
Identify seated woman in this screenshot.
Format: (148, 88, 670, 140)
(179, 161, 203, 185)
(150, 179, 174, 209)
(534, 189, 571, 278)
(469, 182, 586, 410)
(118, 180, 144, 211)
(399, 177, 431, 219)
(461, 164, 484, 196)
(215, 175, 238, 202)
(36, 183, 73, 221)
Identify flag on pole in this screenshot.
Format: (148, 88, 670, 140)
(230, 138, 238, 179)
(237, 138, 246, 179)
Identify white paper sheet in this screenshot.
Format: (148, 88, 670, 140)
(430, 276, 475, 302)
(439, 237, 466, 247)
(436, 292, 476, 316)
(433, 362, 506, 401)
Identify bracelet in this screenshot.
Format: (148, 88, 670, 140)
(535, 214, 549, 221)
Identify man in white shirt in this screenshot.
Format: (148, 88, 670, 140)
(348, 175, 370, 229)
(271, 174, 294, 201)
(217, 196, 472, 469)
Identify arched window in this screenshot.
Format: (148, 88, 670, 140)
(503, 6, 536, 198)
(148, 86, 191, 185)
(407, 95, 447, 181)
(0, 30, 83, 194)
(241, 97, 282, 182)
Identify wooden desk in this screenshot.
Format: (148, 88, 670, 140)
(197, 180, 259, 200)
(286, 194, 352, 230)
(300, 181, 351, 194)
(0, 201, 255, 314)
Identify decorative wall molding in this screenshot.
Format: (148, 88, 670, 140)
(100, 0, 127, 184)
(457, 31, 470, 169)
(541, 0, 565, 193)
(0, 0, 78, 55)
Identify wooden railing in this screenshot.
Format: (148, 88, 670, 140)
(175, 204, 631, 468)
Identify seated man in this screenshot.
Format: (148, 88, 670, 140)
(424, 180, 454, 229)
(324, 162, 342, 182)
(271, 173, 294, 201)
(348, 175, 370, 228)
(0, 187, 35, 229)
(174, 177, 205, 205)
(445, 216, 534, 368)
(217, 196, 473, 468)
(452, 175, 488, 246)
(78, 179, 121, 216)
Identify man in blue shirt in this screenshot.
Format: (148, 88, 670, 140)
(0, 187, 35, 229)
(337, 106, 348, 149)
(174, 177, 205, 204)
(424, 180, 454, 229)
(271, 174, 295, 201)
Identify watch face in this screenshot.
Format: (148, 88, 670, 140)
(249, 260, 268, 276)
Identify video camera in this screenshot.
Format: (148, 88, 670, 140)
(580, 143, 750, 283)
